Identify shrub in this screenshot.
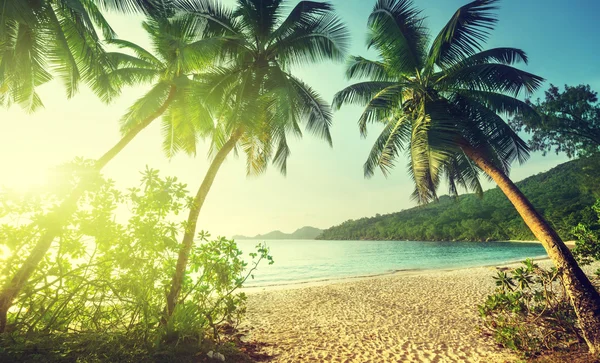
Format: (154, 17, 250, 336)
(572, 200, 600, 278)
(0, 163, 272, 361)
(478, 259, 582, 357)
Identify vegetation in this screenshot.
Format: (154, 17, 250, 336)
(0, 165, 271, 362)
(318, 157, 600, 241)
(332, 0, 600, 352)
(573, 200, 600, 278)
(0, 10, 218, 332)
(479, 259, 583, 358)
(164, 0, 349, 321)
(2, 0, 600, 360)
(0, 0, 171, 111)
(479, 202, 600, 359)
(510, 84, 600, 158)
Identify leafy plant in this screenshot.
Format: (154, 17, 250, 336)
(0, 165, 272, 360)
(479, 259, 583, 357)
(572, 200, 600, 278)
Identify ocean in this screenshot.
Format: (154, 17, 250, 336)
(235, 239, 548, 287)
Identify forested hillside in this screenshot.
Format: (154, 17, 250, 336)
(318, 157, 600, 242)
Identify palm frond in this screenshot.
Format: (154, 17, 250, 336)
(107, 39, 163, 67)
(272, 12, 349, 67)
(407, 99, 464, 204)
(333, 81, 398, 110)
(367, 0, 428, 74)
(120, 81, 172, 133)
(427, 0, 499, 68)
(235, 0, 283, 40)
(443, 151, 483, 198)
(270, 1, 333, 41)
(286, 73, 333, 146)
(438, 63, 545, 97)
(364, 115, 411, 178)
(356, 83, 405, 136)
(96, 0, 174, 15)
(176, 0, 242, 37)
(345, 56, 392, 81)
(452, 89, 539, 119)
(271, 128, 291, 175)
(446, 47, 529, 69)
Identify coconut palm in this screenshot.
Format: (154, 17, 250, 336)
(0, 0, 180, 111)
(162, 0, 349, 319)
(333, 0, 600, 353)
(0, 13, 217, 332)
(0, 0, 115, 111)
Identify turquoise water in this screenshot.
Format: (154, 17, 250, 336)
(236, 240, 548, 287)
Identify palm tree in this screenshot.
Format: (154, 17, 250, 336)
(333, 0, 600, 353)
(0, 13, 217, 332)
(0, 0, 115, 111)
(0, 0, 180, 111)
(162, 0, 349, 320)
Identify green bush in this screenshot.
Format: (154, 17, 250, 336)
(0, 163, 272, 361)
(572, 200, 600, 278)
(478, 259, 582, 357)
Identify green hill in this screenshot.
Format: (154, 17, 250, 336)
(318, 157, 600, 242)
(233, 226, 323, 240)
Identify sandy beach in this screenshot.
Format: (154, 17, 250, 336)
(241, 258, 595, 363)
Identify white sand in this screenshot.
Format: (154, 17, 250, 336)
(241, 259, 596, 363)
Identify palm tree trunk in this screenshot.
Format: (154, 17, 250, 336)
(0, 87, 176, 333)
(461, 143, 600, 354)
(164, 130, 242, 320)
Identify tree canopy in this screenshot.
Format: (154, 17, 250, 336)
(510, 84, 600, 158)
(333, 0, 543, 204)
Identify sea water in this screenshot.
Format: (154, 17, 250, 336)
(235, 239, 547, 287)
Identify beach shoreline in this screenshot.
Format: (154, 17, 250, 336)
(242, 258, 597, 363)
(241, 252, 553, 294)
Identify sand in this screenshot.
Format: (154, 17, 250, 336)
(240, 259, 596, 363)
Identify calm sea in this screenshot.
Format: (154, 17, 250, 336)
(235, 240, 547, 288)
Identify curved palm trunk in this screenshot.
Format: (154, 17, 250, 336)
(461, 144, 600, 354)
(164, 130, 242, 320)
(0, 87, 176, 333)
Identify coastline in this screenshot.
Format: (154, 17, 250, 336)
(241, 254, 551, 294)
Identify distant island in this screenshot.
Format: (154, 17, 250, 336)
(233, 226, 323, 240)
(318, 157, 600, 242)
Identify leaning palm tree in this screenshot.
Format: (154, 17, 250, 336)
(162, 0, 349, 320)
(333, 0, 600, 353)
(0, 14, 217, 332)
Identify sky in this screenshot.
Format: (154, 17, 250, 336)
(1, 0, 599, 237)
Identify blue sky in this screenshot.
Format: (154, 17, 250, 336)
(1, 0, 598, 237)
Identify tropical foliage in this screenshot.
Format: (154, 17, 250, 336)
(0, 0, 178, 111)
(333, 0, 542, 203)
(0, 164, 271, 361)
(0, 0, 113, 111)
(99, 13, 218, 158)
(332, 0, 600, 351)
(163, 0, 349, 320)
(0, 9, 220, 334)
(510, 84, 600, 158)
(318, 157, 600, 241)
(573, 200, 600, 278)
(479, 259, 584, 357)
